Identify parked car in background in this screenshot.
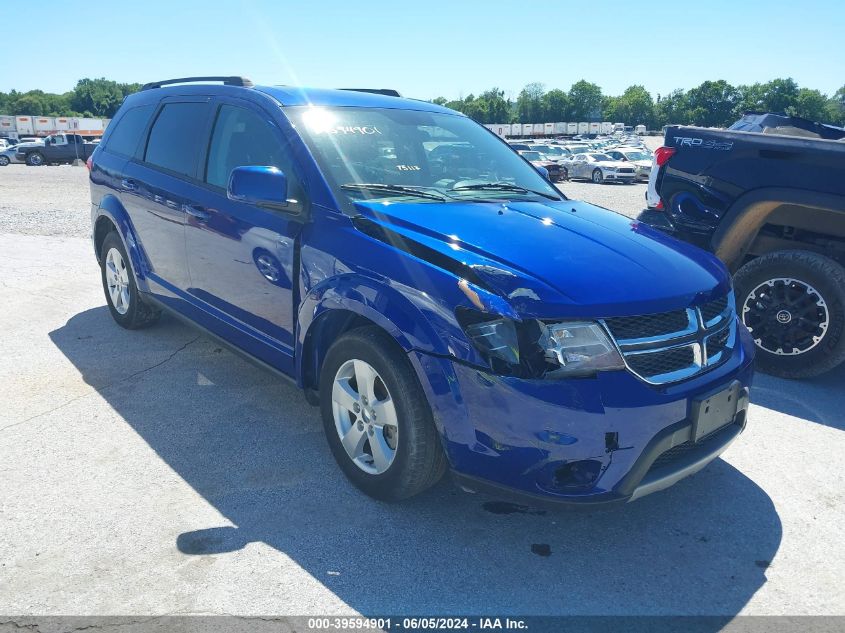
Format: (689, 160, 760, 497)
(16, 133, 96, 166)
(0, 145, 25, 166)
(604, 147, 652, 180)
(89, 76, 753, 506)
(561, 152, 637, 183)
(639, 113, 845, 378)
(517, 150, 562, 181)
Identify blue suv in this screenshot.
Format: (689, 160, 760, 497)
(89, 77, 755, 505)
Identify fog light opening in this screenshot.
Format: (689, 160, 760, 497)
(554, 459, 602, 489)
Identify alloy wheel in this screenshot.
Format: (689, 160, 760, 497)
(331, 358, 399, 474)
(105, 247, 131, 315)
(741, 277, 829, 355)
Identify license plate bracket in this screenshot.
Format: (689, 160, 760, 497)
(691, 381, 740, 442)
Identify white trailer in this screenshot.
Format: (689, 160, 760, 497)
(521, 123, 533, 137)
(588, 122, 600, 136)
(577, 122, 589, 135)
(566, 122, 578, 135)
(0, 115, 14, 137)
(69, 117, 105, 135)
(543, 122, 554, 136)
(15, 116, 34, 135)
(601, 122, 613, 135)
(635, 124, 647, 135)
(54, 117, 72, 131)
(613, 122, 625, 132)
(553, 122, 567, 135)
(33, 117, 56, 134)
(532, 123, 544, 136)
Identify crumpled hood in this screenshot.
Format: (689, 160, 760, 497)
(353, 198, 730, 318)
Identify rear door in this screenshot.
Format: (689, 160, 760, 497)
(121, 97, 213, 302)
(183, 97, 307, 371)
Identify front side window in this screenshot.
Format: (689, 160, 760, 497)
(286, 106, 560, 207)
(205, 104, 303, 211)
(144, 102, 209, 177)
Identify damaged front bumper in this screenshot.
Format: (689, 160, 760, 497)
(410, 326, 755, 506)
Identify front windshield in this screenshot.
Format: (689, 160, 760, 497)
(590, 153, 614, 162)
(623, 151, 650, 161)
(286, 106, 561, 205)
(520, 151, 542, 161)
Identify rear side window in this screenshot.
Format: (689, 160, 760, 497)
(104, 105, 154, 158)
(144, 102, 209, 177)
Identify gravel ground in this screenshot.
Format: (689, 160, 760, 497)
(0, 136, 662, 240)
(0, 164, 92, 237)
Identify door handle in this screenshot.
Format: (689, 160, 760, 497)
(183, 204, 211, 222)
(121, 179, 137, 191)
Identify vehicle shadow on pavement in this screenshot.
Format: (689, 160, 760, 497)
(50, 307, 782, 617)
(750, 363, 845, 431)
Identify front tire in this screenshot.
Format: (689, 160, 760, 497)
(735, 250, 845, 378)
(100, 231, 160, 329)
(591, 168, 603, 184)
(26, 152, 44, 166)
(319, 326, 447, 501)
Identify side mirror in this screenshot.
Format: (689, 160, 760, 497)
(536, 165, 550, 180)
(227, 166, 290, 210)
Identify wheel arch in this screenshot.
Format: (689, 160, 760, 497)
(713, 188, 845, 271)
(93, 194, 151, 291)
(296, 276, 451, 393)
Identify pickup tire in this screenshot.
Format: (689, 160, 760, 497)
(734, 250, 845, 378)
(26, 152, 44, 166)
(319, 326, 447, 501)
(100, 231, 161, 329)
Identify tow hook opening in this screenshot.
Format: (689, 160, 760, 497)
(554, 459, 602, 490)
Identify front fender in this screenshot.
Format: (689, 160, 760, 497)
(295, 273, 454, 383)
(95, 194, 152, 293)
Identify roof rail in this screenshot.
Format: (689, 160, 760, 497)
(141, 76, 254, 91)
(340, 88, 402, 98)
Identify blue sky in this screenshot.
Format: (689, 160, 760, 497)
(2, 0, 843, 99)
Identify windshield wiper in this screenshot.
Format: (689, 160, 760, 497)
(451, 182, 560, 201)
(341, 183, 449, 201)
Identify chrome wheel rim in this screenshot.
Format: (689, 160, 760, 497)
(105, 247, 131, 315)
(741, 277, 829, 355)
(332, 359, 399, 475)
(30, 153, 42, 165)
(0, 157, 8, 166)
(592, 169, 602, 183)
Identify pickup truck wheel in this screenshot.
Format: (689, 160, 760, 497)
(319, 326, 447, 501)
(591, 168, 603, 184)
(26, 152, 44, 166)
(734, 250, 845, 378)
(0, 156, 9, 166)
(100, 231, 161, 329)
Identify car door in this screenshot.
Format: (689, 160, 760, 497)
(120, 97, 213, 304)
(573, 154, 588, 179)
(183, 98, 306, 372)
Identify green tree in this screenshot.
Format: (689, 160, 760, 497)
(827, 85, 845, 125)
(653, 89, 689, 128)
(516, 82, 545, 123)
(790, 87, 830, 121)
(609, 85, 656, 128)
(759, 78, 800, 113)
(541, 89, 569, 121)
(684, 80, 739, 127)
(567, 80, 603, 121)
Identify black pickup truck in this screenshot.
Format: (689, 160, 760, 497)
(639, 113, 845, 379)
(16, 133, 97, 166)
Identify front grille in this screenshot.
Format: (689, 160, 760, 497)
(604, 309, 690, 341)
(601, 292, 736, 385)
(700, 295, 728, 324)
(627, 346, 695, 380)
(618, 168, 635, 173)
(649, 422, 737, 471)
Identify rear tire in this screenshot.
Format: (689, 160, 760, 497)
(734, 250, 845, 378)
(591, 168, 603, 184)
(319, 326, 447, 501)
(26, 152, 44, 166)
(0, 156, 9, 166)
(100, 231, 161, 329)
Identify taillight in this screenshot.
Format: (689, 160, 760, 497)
(654, 146, 676, 167)
(86, 155, 93, 171)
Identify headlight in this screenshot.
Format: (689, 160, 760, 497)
(457, 309, 625, 378)
(540, 322, 625, 377)
(604, 166, 617, 171)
